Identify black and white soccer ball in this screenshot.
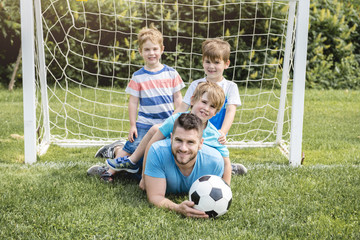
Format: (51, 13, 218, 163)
(189, 175, 232, 218)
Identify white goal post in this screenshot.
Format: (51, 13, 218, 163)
(21, 0, 309, 166)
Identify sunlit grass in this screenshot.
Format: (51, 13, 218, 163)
(0, 87, 359, 239)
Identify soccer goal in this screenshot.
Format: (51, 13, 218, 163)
(21, 0, 309, 165)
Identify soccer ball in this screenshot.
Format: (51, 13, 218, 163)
(189, 175, 232, 218)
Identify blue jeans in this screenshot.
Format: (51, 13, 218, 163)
(122, 124, 151, 154)
(122, 124, 148, 175)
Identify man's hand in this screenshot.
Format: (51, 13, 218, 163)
(176, 200, 209, 219)
(146, 175, 209, 218)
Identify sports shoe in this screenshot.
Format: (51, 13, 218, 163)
(231, 163, 247, 175)
(87, 165, 109, 177)
(94, 140, 124, 158)
(106, 156, 139, 173)
(100, 171, 114, 183)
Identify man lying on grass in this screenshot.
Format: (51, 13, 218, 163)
(144, 113, 224, 218)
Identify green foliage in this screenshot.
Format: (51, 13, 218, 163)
(1, 0, 360, 89)
(0, 1, 21, 88)
(41, 0, 288, 89)
(307, 0, 360, 89)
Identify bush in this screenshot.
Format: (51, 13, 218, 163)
(39, 0, 286, 89)
(0, 1, 21, 88)
(306, 0, 360, 89)
(1, 0, 360, 89)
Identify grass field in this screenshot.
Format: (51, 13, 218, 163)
(0, 87, 359, 239)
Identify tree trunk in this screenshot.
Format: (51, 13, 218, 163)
(8, 46, 22, 91)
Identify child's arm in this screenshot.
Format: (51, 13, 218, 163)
(139, 130, 166, 190)
(218, 104, 237, 145)
(128, 95, 139, 142)
(173, 90, 183, 110)
(173, 102, 190, 114)
(222, 157, 232, 185)
(174, 80, 197, 114)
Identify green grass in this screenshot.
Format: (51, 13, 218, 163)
(0, 87, 359, 239)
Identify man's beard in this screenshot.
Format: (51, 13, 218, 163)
(172, 149, 197, 166)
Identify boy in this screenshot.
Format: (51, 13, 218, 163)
(105, 82, 233, 186)
(175, 38, 241, 145)
(91, 25, 185, 177)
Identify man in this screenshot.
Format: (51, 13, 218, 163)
(144, 113, 224, 218)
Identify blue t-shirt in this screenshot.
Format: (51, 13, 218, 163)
(145, 138, 224, 194)
(158, 112, 230, 157)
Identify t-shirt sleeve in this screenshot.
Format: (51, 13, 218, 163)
(214, 158, 225, 177)
(159, 113, 179, 138)
(203, 123, 230, 157)
(211, 142, 230, 158)
(144, 144, 166, 179)
(209, 150, 225, 177)
(183, 81, 199, 105)
(226, 82, 241, 106)
(125, 76, 140, 97)
(199, 146, 225, 177)
(173, 71, 185, 93)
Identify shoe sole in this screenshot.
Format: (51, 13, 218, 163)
(106, 159, 139, 173)
(87, 165, 109, 176)
(231, 164, 248, 175)
(94, 141, 124, 158)
(94, 147, 108, 158)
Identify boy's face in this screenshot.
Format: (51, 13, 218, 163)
(202, 57, 230, 82)
(139, 40, 164, 68)
(191, 92, 218, 123)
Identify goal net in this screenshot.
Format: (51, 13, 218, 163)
(22, 0, 309, 165)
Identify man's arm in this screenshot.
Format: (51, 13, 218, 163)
(145, 175, 209, 218)
(139, 130, 167, 190)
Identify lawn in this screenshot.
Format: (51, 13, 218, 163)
(0, 87, 359, 239)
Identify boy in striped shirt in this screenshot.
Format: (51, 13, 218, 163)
(93, 25, 184, 180)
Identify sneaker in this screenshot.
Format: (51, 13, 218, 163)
(94, 140, 124, 158)
(231, 163, 247, 175)
(87, 165, 109, 177)
(106, 156, 139, 173)
(100, 171, 114, 183)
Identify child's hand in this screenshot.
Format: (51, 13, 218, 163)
(218, 130, 226, 145)
(128, 125, 138, 142)
(139, 178, 145, 191)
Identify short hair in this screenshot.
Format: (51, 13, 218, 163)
(191, 82, 225, 114)
(202, 38, 231, 63)
(173, 113, 204, 138)
(138, 24, 164, 51)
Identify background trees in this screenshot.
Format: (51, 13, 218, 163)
(0, 1, 21, 89)
(1, 0, 359, 89)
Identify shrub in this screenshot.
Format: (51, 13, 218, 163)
(0, 1, 21, 88)
(0, 0, 360, 89)
(306, 0, 360, 89)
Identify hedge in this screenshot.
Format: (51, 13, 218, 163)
(1, 0, 359, 90)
